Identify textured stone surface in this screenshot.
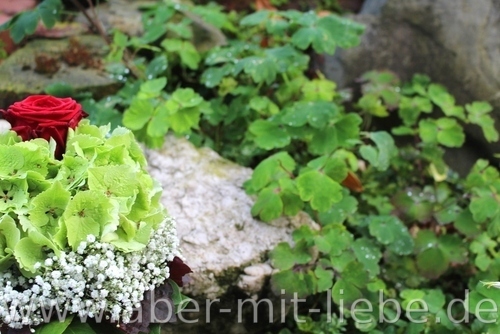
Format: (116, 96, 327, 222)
(324, 0, 500, 161)
(0, 35, 120, 109)
(146, 136, 315, 299)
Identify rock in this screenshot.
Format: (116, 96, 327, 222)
(74, 0, 152, 37)
(324, 0, 500, 165)
(0, 35, 121, 108)
(146, 135, 316, 300)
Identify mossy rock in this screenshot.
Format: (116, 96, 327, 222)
(0, 35, 121, 108)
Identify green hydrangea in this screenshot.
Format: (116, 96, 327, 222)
(0, 121, 169, 276)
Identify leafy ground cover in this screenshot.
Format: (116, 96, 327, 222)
(2, 0, 500, 333)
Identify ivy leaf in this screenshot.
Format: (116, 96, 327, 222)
(466, 101, 499, 142)
(296, 170, 342, 212)
(249, 120, 291, 150)
(359, 131, 397, 171)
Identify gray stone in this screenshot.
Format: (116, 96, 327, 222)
(324, 0, 500, 166)
(0, 35, 121, 108)
(145, 136, 316, 299)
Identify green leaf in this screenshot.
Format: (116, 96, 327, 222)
(37, 315, 74, 334)
(162, 39, 200, 70)
(146, 55, 168, 79)
(271, 269, 314, 298)
(318, 192, 358, 225)
(359, 131, 397, 171)
(301, 79, 336, 101)
(251, 186, 283, 222)
(147, 103, 170, 137)
(352, 238, 382, 277)
(138, 77, 167, 99)
(398, 96, 432, 126)
(315, 267, 334, 292)
(416, 247, 448, 279)
(166, 107, 200, 134)
(123, 99, 155, 130)
(358, 94, 388, 117)
(240, 10, 270, 26)
(321, 224, 353, 256)
(470, 193, 499, 223)
(419, 118, 465, 147)
(296, 170, 342, 212)
(428, 84, 464, 118)
(62, 321, 97, 334)
(237, 56, 279, 84)
(244, 152, 296, 192)
(466, 101, 499, 142)
(44, 82, 75, 97)
(332, 278, 363, 306)
(10, 11, 40, 43)
(38, 0, 62, 28)
(368, 215, 414, 255)
(309, 114, 362, 154)
(435, 118, 465, 147)
(249, 120, 291, 150)
(271, 239, 312, 271)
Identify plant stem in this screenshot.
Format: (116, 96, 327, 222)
(69, 0, 144, 79)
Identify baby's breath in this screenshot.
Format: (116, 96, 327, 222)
(0, 217, 180, 329)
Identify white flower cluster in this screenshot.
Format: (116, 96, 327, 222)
(0, 217, 180, 330)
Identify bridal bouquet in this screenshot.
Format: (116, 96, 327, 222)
(0, 95, 191, 333)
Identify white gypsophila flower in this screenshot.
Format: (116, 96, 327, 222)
(0, 216, 181, 330)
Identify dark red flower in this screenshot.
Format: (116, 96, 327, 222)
(168, 256, 192, 287)
(0, 95, 87, 158)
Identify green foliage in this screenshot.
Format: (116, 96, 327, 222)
(5, 1, 500, 333)
(0, 122, 166, 275)
(0, 0, 63, 43)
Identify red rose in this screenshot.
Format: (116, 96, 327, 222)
(0, 95, 87, 158)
